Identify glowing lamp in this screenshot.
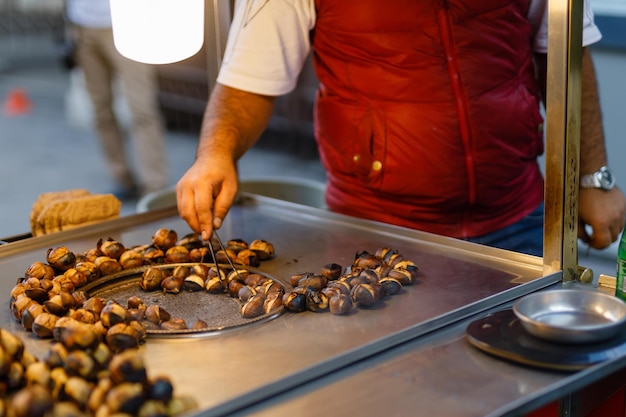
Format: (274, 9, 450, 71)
(110, 0, 205, 64)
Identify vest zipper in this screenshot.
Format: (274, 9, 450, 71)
(437, 4, 476, 238)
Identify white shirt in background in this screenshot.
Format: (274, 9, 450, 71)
(66, 0, 113, 28)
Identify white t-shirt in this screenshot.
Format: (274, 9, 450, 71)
(217, 0, 602, 96)
(66, 0, 113, 29)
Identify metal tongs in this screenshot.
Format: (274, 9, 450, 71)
(205, 230, 245, 285)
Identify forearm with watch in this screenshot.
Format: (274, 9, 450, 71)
(577, 48, 626, 248)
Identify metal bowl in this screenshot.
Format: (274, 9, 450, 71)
(513, 289, 626, 344)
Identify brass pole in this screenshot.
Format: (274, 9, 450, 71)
(543, 0, 583, 283)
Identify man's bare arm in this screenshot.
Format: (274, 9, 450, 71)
(177, 84, 276, 240)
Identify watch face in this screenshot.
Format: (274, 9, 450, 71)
(598, 167, 616, 190)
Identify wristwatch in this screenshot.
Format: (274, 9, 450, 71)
(580, 166, 615, 191)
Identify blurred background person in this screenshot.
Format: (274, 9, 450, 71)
(65, 0, 169, 200)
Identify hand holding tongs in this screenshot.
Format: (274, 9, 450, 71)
(204, 230, 245, 285)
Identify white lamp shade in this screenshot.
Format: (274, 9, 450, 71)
(110, 0, 204, 65)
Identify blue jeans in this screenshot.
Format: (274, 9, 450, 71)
(466, 203, 544, 257)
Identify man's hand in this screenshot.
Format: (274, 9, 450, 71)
(176, 156, 239, 241)
(175, 84, 276, 240)
(578, 187, 626, 249)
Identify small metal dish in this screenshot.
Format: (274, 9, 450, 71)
(513, 289, 626, 344)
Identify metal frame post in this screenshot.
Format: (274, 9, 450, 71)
(543, 0, 584, 283)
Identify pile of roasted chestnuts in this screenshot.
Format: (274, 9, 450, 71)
(0, 326, 197, 417)
(282, 248, 419, 315)
(5, 227, 279, 416)
(9, 228, 278, 335)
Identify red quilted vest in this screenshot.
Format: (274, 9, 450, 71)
(312, 0, 545, 239)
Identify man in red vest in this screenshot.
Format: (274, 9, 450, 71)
(176, 0, 625, 256)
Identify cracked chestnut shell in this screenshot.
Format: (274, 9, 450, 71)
(24, 261, 55, 281)
(152, 228, 178, 251)
(140, 267, 165, 292)
(97, 237, 126, 260)
(119, 250, 144, 270)
(249, 239, 275, 260)
(46, 246, 76, 272)
(329, 293, 353, 315)
(321, 263, 343, 280)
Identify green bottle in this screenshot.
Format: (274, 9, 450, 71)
(617, 228, 626, 301)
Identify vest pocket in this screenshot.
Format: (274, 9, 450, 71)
(315, 95, 379, 182)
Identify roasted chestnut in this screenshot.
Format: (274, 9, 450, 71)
(297, 274, 328, 291)
(152, 228, 178, 251)
(108, 349, 147, 385)
(205, 276, 226, 293)
(82, 297, 106, 317)
(329, 293, 353, 315)
(183, 274, 205, 292)
(177, 232, 203, 250)
(380, 277, 403, 296)
(249, 239, 275, 260)
(142, 246, 165, 264)
(161, 275, 184, 294)
(9, 384, 53, 417)
(227, 278, 245, 298)
(94, 256, 123, 276)
(241, 293, 265, 318)
(189, 247, 212, 263)
(144, 305, 171, 325)
(191, 319, 209, 330)
(263, 291, 283, 314)
(82, 247, 103, 263)
(100, 301, 130, 328)
(305, 289, 329, 312)
(105, 382, 144, 414)
(43, 292, 75, 316)
(126, 296, 146, 311)
(160, 318, 188, 331)
(165, 245, 190, 264)
(106, 323, 141, 353)
(140, 267, 165, 292)
(74, 261, 100, 282)
(32, 312, 59, 339)
(148, 376, 174, 402)
(236, 249, 260, 267)
(190, 263, 210, 279)
(55, 317, 101, 352)
(289, 272, 314, 287)
(46, 246, 76, 272)
(24, 361, 51, 388)
(64, 349, 97, 380)
(226, 238, 248, 253)
(237, 285, 257, 303)
(386, 268, 413, 286)
(374, 247, 397, 263)
(24, 261, 55, 281)
(282, 292, 306, 312)
(215, 249, 236, 264)
(119, 250, 144, 270)
(21, 302, 45, 331)
(69, 308, 96, 325)
(321, 263, 343, 280)
(97, 237, 126, 260)
(352, 251, 382, 269)
(350, 283, 383, 307)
